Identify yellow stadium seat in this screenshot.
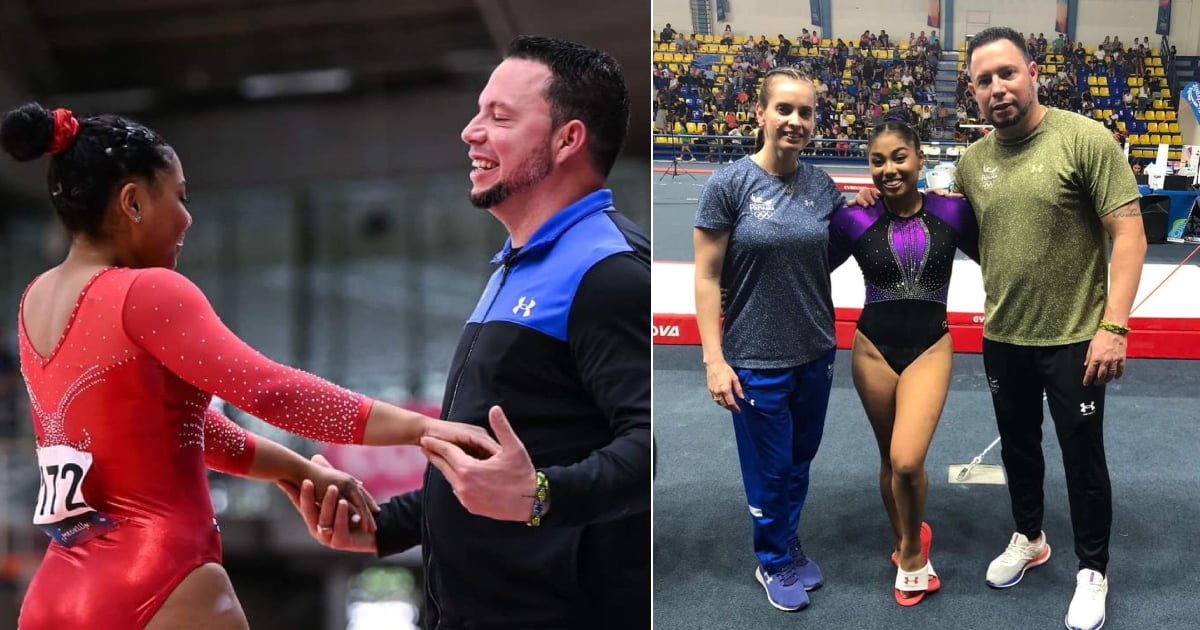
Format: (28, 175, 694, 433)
(1172, 135, 1183, 146)
(821, 39, 832, 47)
(1117, 121, 1127, 132)
(1148, 122, 1160, 134)
(1100, 87, 1110, 97)
(1098, 76, 1107, 86)
(1087, 75, 1098, 86)
(1153, 100, 1164, 110)
(1154, 67, 1165, 77)
(1161, 89, 1172, 98)
(1165, 111, 1176, 121)
(1169, 122, 1180, 133)
(1149, 47, 1160, 56)
(1045, 64, 1056, 73)
(1155, 110, 1166, 121)
(1150, 134, 1162, 145)
(655, 136, 669, 144)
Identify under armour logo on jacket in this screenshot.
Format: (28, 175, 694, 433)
(513, 297, 536, 317)
(1080, 401, 1097, 415)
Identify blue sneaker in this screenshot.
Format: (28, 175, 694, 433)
(788, 538, 824, 591)
(755, 564, 810, 611)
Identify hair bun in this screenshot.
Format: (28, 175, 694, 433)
(1, 102, 57, 162)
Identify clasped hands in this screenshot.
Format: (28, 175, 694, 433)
(277, 405, 539, 551)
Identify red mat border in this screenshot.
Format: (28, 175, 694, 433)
(652, 312, 1200, 359)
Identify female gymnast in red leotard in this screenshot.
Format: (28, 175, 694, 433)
(1, 103, 498, 629)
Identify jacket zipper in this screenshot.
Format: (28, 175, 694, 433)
(442, 249, 518, 420)
(426, 249, 518, 628)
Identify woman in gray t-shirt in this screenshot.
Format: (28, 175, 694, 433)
(693, 67, 844, 613)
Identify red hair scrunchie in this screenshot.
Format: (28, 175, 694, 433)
(47, 108, 80, 155)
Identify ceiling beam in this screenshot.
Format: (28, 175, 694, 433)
(44, 0, 476, 48)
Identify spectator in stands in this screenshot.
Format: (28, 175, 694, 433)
(660, 23, 677, 44)
(1073, 42, 1087, 63)
(1136, 84, 1151, 112)
(1053, 34, 1066, 54)
(722, 24, 734, 46)
(679, 132, 697, 162)
(727, 124, 746, 161)
(693, 66, 844, 613)
(800, 28, 812, 50)
(778, 34, 792, 59)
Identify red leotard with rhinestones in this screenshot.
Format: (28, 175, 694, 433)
(16, 266, 373, 629)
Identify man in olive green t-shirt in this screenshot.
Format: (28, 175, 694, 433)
(957, 27, 1146, 630)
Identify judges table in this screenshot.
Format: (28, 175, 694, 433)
(1139, 185, 1199, 241)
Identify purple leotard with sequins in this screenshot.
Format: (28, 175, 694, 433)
(829, 193, 979, 373)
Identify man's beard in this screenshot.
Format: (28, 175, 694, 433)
(470, 142, 554, 209)
(987, 100, 1030, 129)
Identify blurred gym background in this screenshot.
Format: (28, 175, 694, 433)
(0, 1, 649, 628)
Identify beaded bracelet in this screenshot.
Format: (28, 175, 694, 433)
(1098, 320, 1130, 336)
(526, 470, 550, 527)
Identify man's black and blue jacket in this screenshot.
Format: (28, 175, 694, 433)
(374, 189, 650, 629)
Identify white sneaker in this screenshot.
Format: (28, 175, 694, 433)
(1065, 569, 1107, 630)
(986, 531, 1052, 588)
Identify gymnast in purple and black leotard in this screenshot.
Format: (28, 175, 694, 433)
(827, 119, 979, 607)
(829, 188, 979, 374)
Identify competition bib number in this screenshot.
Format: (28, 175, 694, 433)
(32, 445, 118, 546)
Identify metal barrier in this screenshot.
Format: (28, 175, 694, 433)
(653, 133, 970, 166)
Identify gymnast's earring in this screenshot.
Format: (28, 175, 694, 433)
(131, 203, 143, 224)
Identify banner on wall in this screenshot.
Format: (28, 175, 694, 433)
(1156, 0, 1171, 36)
(1054, 0, 1071, 34)
(809, 0, 822, 27)
(716, 0, 729, 22)
(927, 0, 941, 28)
